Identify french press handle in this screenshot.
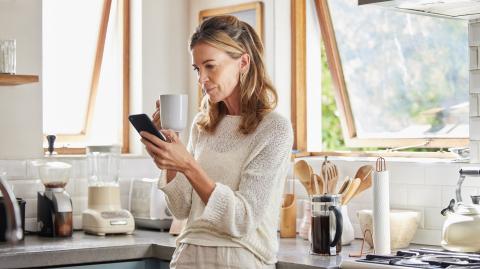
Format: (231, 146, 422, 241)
(329, 205, 343, 248)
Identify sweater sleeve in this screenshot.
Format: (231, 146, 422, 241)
(157, 114, 201, 220)
(195, 117, 293, 237)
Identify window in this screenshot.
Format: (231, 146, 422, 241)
(42, 0, 130, 153)
(302, 0, 469, 151)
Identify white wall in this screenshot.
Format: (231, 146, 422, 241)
(129, 0, 190, 153)
(0, 0, 43, 159)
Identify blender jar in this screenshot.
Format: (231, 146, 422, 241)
(86, 145, 120, 187)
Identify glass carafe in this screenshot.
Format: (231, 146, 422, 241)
(311, 194, 343, 256)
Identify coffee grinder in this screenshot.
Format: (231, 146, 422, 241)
(35, 161, 73, 237)
(82, 145, 134, 236)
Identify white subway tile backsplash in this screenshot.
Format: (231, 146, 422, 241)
(0, 160, 27, 179)
(425, 163, 460, 186)
(73, 215, 82, 230)
(389, 163, 425, 185)
(119, 158, 160, 178)
(284, 179, 308, 199)
(11, 179, 44, 199)
(389, 182, 408, 207)
(424, 207, 446, 230)
(441, 186, 478, 205)
(350, 186, 373, 205)
(119, 177, 133, 196)
(411, 229, 442, 246)
(0, 155, 471, 246)
(72, 197, 87, 215)
(121, 194, 129, 209)
(338, 160, 367, 181)
(26, 160, 39, 179)
(71, 159, 87, 179)
(24, 198, 37, 219)
(407, 186, 441, 207)
(72, 177, 88, 197)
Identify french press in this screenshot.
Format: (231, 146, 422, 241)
(311, 194, 343, 256)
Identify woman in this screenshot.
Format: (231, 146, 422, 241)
(141, 15, 293, 268)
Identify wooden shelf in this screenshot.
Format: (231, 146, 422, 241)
(0, 74, 39, 86)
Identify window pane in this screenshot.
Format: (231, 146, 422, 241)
(43, 0, 124, 147)
(328, 0, 469, 139)
(92, 0, 123, 145)
(42, 0, 102, 134)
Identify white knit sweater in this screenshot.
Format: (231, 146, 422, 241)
(158, 111, 293, 264)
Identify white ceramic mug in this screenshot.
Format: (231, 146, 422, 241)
(159, 94, 188, 132)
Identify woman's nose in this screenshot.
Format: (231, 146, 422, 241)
(198, 70, 208, 85)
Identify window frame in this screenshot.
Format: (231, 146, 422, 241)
(44, 0, 130, 154)
(290, 0, 468, 153)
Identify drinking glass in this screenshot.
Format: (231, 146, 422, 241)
(0, 40, 16, 74)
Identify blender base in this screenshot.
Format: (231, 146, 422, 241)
(82, 208, 134, 236)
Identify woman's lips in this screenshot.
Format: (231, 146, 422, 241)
(205, 87, 216, 93)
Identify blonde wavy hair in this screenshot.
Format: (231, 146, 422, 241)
(190, 15, 278, 135)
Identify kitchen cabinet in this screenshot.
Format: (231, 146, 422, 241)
(51, 259, 169, 269)
(0, 74, 39, 86)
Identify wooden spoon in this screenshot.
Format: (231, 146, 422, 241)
(342, 178, 361, 205)
(354, 165, 374, 196)
(294, 160, 314, 195)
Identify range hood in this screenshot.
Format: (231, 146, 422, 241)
(358, 0, 480, 20)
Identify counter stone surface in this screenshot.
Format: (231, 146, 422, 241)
(0, 230, 412, 269)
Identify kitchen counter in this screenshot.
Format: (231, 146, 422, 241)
(0, 230, 367, 269)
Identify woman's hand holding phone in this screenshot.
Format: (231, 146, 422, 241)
(140, 129, 192, 182)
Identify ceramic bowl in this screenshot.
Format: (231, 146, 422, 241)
(357, 209, 421, 249)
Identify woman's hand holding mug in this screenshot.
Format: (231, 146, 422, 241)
(152, 99, 161, 130)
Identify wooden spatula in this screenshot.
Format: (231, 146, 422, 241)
(314, 174, 325, 194)
(337, 176, 351, 195)
(322, 156, 338, 194)
(353, 165, 373, 196)
(341, 178, 361, 205)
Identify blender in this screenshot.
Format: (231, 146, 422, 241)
(82, 145, 134, 235)
(35, 161, 73, 237)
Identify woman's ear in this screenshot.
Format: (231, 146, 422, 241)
(240, 53, 250, 73)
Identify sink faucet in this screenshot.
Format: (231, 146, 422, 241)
(0, 173, 22, 243)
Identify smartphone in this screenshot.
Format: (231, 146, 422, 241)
(128, 113, 167, 142)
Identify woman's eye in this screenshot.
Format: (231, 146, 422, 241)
(206, 64, 215, 70)
(193, 66, 199, 73)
